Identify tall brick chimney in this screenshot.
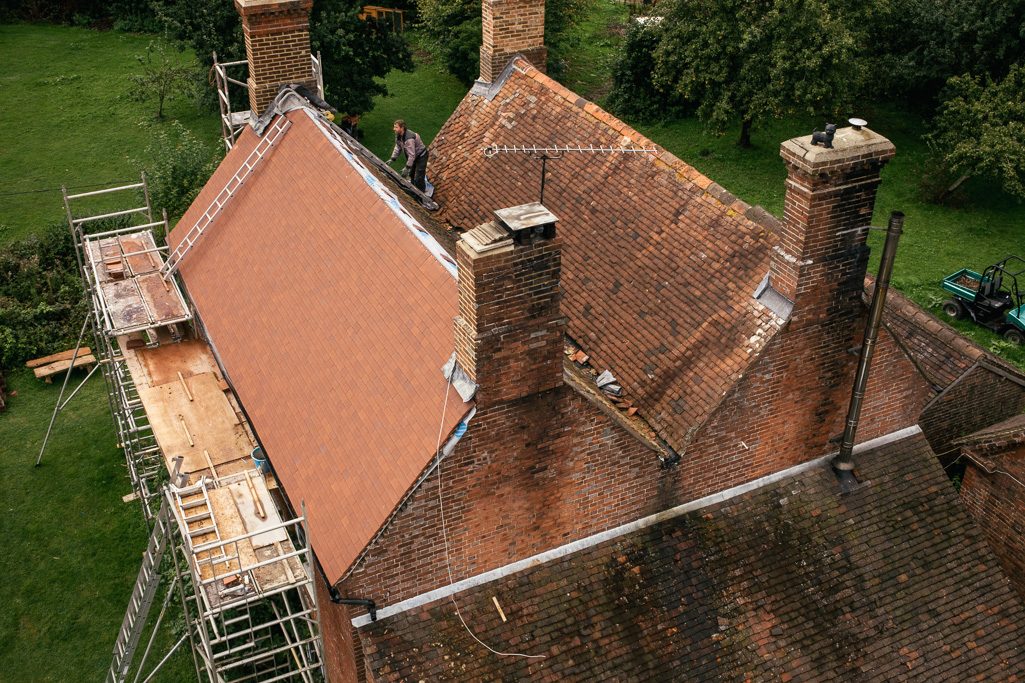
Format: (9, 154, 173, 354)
(236, 0, 318, 114)
(480, 0, 547, 82)
(454, 203, 566, 407)
(771, 125, 896, 324)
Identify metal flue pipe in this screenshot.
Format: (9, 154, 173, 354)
(834, 211, 905, 471)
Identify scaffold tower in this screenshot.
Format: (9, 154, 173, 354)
(61, 177, 324, 682)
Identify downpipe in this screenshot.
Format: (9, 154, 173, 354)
(834, 211, 905, 472)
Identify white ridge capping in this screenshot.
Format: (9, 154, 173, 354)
(304, 108, 458, 280)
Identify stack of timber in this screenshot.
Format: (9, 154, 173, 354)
(26, 348, 95, 383)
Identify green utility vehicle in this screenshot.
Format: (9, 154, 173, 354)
(941, 255, 1025, 344)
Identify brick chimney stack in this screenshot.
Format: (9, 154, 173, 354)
(480, 0, 547, 82)
(454, 203, 566, 407)
(236, 0, 318, 114)
(772, 126, 896, 324)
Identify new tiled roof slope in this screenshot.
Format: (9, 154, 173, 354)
(360, 432, 1025, 681)
(170, 110, 470, 583)
(429, 57, 784, 452)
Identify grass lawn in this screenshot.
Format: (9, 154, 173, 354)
(0, 23, 221, 245)
(560, 0, 630, 101)
(358, 38, 469, 165)
(0, 368, 192, 681)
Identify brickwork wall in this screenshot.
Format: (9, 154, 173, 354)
(920, 365, 1025, 465)
(679, 317, 932, 494)
(480, 0, 547, 81)
(772, 144, 894, 305)
(960, 443, 1025, 601)
(340, 385, 669, 607)
(455, 235, 567, 408)
(316, 582, 360, 682)
(237, 0, 317, 113)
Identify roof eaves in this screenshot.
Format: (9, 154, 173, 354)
(562, 351, 675, 464)
(869, 277, 1025, 385)
(336, 401, 475, 584)
(953, 412, 1025, 448)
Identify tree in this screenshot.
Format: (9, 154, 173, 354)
(929, 64, 1025, 202)
(418, 0, 481, 85)
(606, 20, 689, 123)
(867, 0, 1025, 107)
(153, 0, 244, 71)
(153, 0, 413, 117)
(309, 0, 414, 116)
(140, 121, 221, 221)
(127, 40, 198, 118)
(649, 0, 872, 148)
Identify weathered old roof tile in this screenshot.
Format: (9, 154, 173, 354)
(359, 432, 1025, 680)
(429, 57, 783, 453)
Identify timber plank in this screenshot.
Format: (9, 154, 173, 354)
(33, 354, 96, 381)
(26, 347, 93, 368)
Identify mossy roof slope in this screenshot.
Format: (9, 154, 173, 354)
(359, 431, 1025, 681)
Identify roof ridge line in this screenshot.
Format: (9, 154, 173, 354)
(511, 58, 782, 237)
(352, 426, 925, 628)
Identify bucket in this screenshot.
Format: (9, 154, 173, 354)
(252, 446, 269, 473)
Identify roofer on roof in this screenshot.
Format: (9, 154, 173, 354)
(386, 120, 428, 193)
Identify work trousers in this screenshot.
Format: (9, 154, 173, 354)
(411, 153, 428, 193)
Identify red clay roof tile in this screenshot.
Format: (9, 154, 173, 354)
(170, 110, 470, 583)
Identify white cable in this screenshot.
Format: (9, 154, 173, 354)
(433, 378, 545, 659)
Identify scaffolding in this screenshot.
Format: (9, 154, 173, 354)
(63, 178, 323, 681)
(64, 176, 184, 519)
(213, 51, 323, 152)
(166, 481, 321, 683)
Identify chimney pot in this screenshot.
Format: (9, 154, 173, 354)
(494, 202, 558, 244)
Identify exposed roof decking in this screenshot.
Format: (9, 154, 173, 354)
(429, 58, 783, 453)
(170, 109, 471, 582)
(359, 431, 1025, 680)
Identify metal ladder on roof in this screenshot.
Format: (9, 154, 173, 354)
(160, 116, 293, 281)
(107, 498, 172, 683)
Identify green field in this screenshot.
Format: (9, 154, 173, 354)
(0, 24, 222, 245)
(0, 367, 195, 680)
(1, 9, 1023, 680)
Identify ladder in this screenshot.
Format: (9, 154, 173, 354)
(107, 498, 171, 683)
(160, 116, 293, 281)
(174, 479, 234, 581)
